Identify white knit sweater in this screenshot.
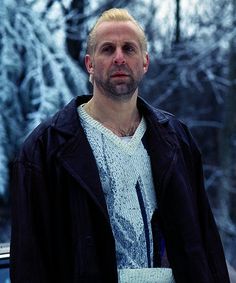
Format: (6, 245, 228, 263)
(78, 105, 157, 268)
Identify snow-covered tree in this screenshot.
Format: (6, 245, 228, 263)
(0, 0, 87, 197)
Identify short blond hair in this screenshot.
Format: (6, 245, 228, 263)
(86, 8, 147, 55)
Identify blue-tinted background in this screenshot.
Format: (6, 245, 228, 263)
(0, 259, 10, 282)
(1, 0, 236, 282)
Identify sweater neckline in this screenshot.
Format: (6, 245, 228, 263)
(78, 104, 147, 154)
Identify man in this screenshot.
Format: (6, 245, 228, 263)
(10, 8, 230, 283)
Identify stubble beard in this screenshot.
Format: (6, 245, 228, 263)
(94, 72, 143, 101)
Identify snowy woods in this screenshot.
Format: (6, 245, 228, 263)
(0, 0, 236, 274)
(0, 0, 86, 196)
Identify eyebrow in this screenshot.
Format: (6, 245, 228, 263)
(98, 41, 139, 49)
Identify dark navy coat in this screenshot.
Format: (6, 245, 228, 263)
(10, 95, 230, 283)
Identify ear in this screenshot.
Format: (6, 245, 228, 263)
(143, 52, 149, 73)
(85, 54, 94, 74)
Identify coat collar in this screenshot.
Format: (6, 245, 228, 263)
(51, 95, 91, 136)
(51, 95, 173, 136)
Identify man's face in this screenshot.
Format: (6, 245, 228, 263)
(85, 21, 149, 101)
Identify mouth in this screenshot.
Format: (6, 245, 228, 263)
(110, 73, 129, 78)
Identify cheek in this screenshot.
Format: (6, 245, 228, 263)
(133, 61, 146, 75)
(95, 63, 112, 79)
(94, 61, 106, 73)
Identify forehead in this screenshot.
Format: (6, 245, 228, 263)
(94, 21, 142, 47)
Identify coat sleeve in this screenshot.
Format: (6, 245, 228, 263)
(182, 123, 230, 283)
(10, 157, 51, 283)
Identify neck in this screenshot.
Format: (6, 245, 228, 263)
(84, 91, 141, 137)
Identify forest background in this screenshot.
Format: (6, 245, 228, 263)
(0, 0, 236, 279)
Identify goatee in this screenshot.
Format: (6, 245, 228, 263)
(94, 67, 143, 101)
(97, 77, 138, 101)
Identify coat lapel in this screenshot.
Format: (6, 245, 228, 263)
(146, 120, 178, 189)
(52, 96, 110, 221)
(138, 98, 178, 199)
(57, 129, 109, 221)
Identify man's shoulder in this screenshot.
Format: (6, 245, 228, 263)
(154, 108, 194, 141)
(17, 113, 64, 164)
(139, 97, 184, 128)
(17, 96, 88, 162)
(23, 95, 91, 143)
(139, 98, 197, 149)
(24, 98, 75, 142)
(138, 96, 176, 124)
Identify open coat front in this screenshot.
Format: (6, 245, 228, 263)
(10, 95, 230, 283)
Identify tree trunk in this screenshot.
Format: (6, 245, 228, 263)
(65, 0, 85, 66)
(175, 0, 181, 44)
(218, 0, 236, 253)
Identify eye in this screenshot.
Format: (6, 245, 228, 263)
(123, 44, 136, 54)
(101, 45, 115, 54)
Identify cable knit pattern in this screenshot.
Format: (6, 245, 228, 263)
(78, 105, 157, 269)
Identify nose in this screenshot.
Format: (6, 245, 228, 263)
(113, 48, 126, 65)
